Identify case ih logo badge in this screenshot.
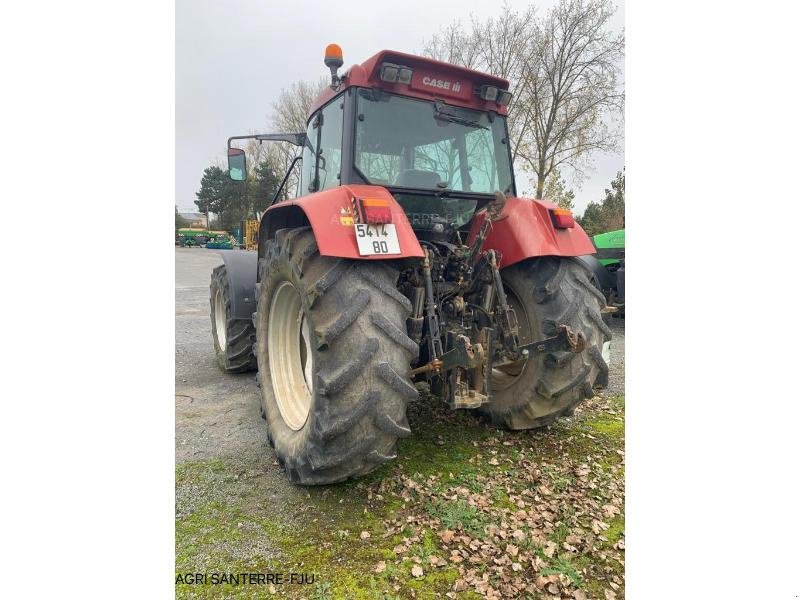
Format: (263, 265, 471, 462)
(421, 76, 461, 92)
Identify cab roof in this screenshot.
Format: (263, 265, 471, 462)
(308, 49, 511, 118)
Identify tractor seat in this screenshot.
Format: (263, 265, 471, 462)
(395, 169, 441, 189)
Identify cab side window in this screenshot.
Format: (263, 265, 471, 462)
(317, 99, 344, 191)
(299, 94, 344, 195)
(300, 114, 319, 195)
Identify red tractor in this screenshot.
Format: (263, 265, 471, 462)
(210, 45, 611, 485)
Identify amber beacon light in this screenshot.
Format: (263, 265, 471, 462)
(324, 44, 344, 88)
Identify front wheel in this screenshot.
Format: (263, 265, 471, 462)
(210, 264, 257, 373)
(480, 257, 611, 430)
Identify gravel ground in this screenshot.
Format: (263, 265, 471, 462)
(176, 248, 269, 463)
(606, 317, 625, 396)
(175, 247, 625, 599)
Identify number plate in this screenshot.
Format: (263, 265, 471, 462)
(354, 223, 401, 256)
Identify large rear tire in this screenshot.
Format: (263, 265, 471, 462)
(480, 257, 611, 430)
(256, 228, 418, 485)
(210, 264, 257, 373)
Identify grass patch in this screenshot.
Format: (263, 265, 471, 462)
(585, 415, 623, 437)
(541, 465, 576, 492)
(548, 522, 571, 545)
(604, 514, 625, 546)
(424, 498, 488, 538)
(541, 556, 583, 586)
(490, 488, 517, 511)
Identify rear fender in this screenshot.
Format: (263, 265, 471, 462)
(466, 197, 595, 268)
(575, 254, 615, 292)
(260, 185, 424, 261)
(215, 250, 258, 320)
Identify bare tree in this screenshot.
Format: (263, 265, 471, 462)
(423, 21, 482, 69)
(261, 78, 327, 199)
(520, 0, 624, 198)
(423, 0, 623, 199)
(243, 137, 267, 179)
(423, 3, 537, 175)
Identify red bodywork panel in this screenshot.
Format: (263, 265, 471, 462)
(467, 197, 595, 268)
(266, 190, 592, 265)
(264, 185, 424, 260)
(310, 50, 510, 116)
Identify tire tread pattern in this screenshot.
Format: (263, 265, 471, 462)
(481, 257, 611, 430)
(256, 229, 416, 484)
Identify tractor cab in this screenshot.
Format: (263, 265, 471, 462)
(228, 46, 516, 239)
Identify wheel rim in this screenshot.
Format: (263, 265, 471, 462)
(214, 287, 227, 351)
(491, 284, 533, 391)
(268, 281, 313, 431)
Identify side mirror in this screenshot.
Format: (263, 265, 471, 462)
(228, 148, 246, 181)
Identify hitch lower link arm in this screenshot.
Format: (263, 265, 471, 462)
(411, 325, 584, 377)
(517, 324, 587, 357)
(422, 250, 443, 359)
(486, 250, 520, 352)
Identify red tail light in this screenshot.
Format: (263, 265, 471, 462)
(355, 198, 393, 224)
(549, 208, 575, 229)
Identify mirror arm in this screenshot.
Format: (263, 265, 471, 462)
(227, 133, 307, 149)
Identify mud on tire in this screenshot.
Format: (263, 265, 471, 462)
(210, 264, 258, 373)
(480, 257, 611, 430)
(256, 228, 418, 485)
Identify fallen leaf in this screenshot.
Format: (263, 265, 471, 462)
(434, 555, 449, 566)
(374, 561, 386, 573)
(411, 565, 424, 578)
(360, 530, 371, 540)
(573, 591, 588, 600)
(489, 457, 500, 466)
(440, 529, 455, 544)
(602, 504, 620, 518)
(604, 590, 617, 600)
(592, 520, 609, 534)
(543, 541, 557, 558)
(511, 562, 522, 572)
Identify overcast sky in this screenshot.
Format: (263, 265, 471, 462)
(176, 0, 624, 215)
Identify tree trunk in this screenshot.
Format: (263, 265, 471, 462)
(536, 174, 545, 199)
